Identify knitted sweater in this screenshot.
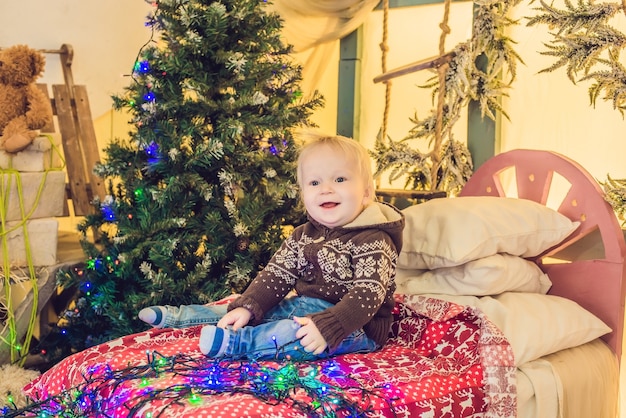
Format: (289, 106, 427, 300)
(228, 201, 405, 351)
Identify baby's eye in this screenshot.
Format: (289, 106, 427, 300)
(335, 177, 346, 183)
(310, 180, 319, 186)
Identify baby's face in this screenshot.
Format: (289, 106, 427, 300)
(299, 145, 370, 228)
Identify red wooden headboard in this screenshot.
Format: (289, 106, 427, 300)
(460, 149, 626, 361)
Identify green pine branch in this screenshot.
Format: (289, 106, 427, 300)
(527, 0, 621, 35)
(582, 54, 626, 114)
(528, 0, 626, 90)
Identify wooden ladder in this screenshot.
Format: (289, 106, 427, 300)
(38, 43, 106, 214)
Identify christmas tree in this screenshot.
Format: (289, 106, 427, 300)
(38, 0, 323, 364)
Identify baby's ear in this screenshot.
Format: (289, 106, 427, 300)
(362, 184, 375, 205)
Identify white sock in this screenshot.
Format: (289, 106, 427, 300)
(199, 325, 230, 357)
(138, 306, 167, 328)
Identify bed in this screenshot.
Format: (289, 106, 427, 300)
(11, 149, 625, 417)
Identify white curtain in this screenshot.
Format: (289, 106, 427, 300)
(271, 0, 380, 51)
(270, 0, 380, 96)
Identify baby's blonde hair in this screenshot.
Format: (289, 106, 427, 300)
(296, 134, 376, 200)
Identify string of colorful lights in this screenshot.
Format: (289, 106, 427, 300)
(1, 351, 399, 417)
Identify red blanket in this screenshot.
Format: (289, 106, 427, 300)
(23, 295, 516, 417)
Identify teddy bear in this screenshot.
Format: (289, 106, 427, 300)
(0, 44, 53, 153)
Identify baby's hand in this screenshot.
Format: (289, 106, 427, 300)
(293, 316, 328, 355)
(217, 307, 252, 331)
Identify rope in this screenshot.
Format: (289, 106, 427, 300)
(377, 0, 452, 191)
(380, 0, 391, 146)
(431, 0, 452, 190)
(375, 0, 392, 189)
(0, 134, 65, 365)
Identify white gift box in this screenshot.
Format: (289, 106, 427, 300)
(2, 218, 58, 266)
(2, 170, 66, 221)
(0, 135, 63, 172)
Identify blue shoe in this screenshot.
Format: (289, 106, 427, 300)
(199, 325, 230, 357)
(138, 306, 167, 328)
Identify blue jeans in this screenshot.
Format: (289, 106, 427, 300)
(159, 296, 378, 361)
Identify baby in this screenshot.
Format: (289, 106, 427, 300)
(139, 134, 405, 360)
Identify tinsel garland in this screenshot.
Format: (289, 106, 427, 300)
(0, 351, 398, 418)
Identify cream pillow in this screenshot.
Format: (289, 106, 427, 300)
(399, 197, 579, 269)
(395, 253, 552, 296)
(423, 293, 611, 365)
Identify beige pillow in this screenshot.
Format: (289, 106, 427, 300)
(395, 253, 552, 296)
(399, 197, 579, 269)
(424, 293, 611, 365)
